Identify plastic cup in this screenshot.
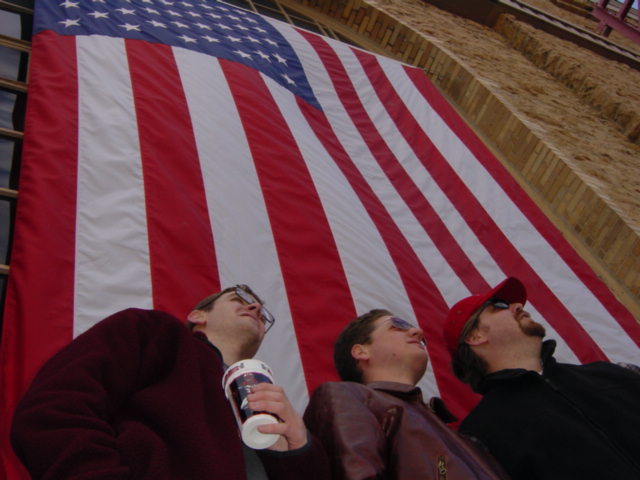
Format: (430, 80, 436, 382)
(222, 359, 280, 449)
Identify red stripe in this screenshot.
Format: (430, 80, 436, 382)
(346, 51, 609, 363)
(220, 59, 355, 393)
(287, 42, 481, 414)
(296, 96, 480, 416)
(299, 36, 488, 295)
(404, 66, 640, 348)
(126, 40, 220, 318)
(0, 32, 78, 480)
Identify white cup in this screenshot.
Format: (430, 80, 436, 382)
(222, 359, 280, 449)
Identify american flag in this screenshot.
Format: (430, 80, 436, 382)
(2, 0, 639, 477)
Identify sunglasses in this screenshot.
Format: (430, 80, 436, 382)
(235, 286, 275, 333)
(487, 299, 510, 310)
(388, 317, 417, 330)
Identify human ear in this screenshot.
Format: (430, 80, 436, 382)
(187, 310, 207, 326)
(351, 343, 369, 361)
(465, 329, 488, 347)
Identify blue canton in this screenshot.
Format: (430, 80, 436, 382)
(34, 0, 320, 108)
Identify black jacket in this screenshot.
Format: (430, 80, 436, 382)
(460, 341, 640, 480)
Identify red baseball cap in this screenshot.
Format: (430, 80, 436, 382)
(443, 277, 527, 354)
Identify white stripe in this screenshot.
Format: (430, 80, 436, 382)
(328, 51, 580, 363)
(380, 58, 640, 363)
(265, 24, 441, 395)
(74, 35, 152, 336)
(173, 46, 309, 412)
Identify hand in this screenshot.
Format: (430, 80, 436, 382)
(247, 383, 308, 451)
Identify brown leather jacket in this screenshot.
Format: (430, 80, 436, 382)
(304, 381, 509, 480)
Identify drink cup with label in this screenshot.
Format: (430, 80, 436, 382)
(222, 359, 281, 449)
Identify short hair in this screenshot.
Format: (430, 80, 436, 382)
(450, 305, 489, 392)
(334, 309, 392, 383)
(187, 284, 265, 330)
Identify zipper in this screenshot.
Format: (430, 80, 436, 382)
(437, 455, 447, 480)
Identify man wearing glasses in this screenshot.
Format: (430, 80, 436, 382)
(303, 309, 507, 479)
(11, 285, 328, 480)
(444, 277, 640, 480)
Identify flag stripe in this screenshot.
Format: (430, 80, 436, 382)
(402, 67, 640, 349)
(126, 40, 220, 317)
(399, 65, 640, 358)
(296, 96, 479, 412)
(352, 53, 608, 363)
(221, 59, 356, 392)
(305, 35, 490, 296)
(0, 32, 78, 479)
(74, 35, 153, 335)
(173, 48, 310, 410)
(262, 71, 444, 394)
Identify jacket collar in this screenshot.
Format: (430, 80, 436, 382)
(477, 339, 557, 394)
(366, 381, 457, 423)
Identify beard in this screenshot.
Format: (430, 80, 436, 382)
(520, 319, 546, 338)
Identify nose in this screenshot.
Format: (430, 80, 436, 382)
(511, 302, 523, 313)
(409, 327, 424, 341)
(244, 301, 262, 315)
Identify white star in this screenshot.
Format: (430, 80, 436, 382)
(159, 0, 174, 5)
(273, 53, 287, 64)
(88, 11, 109, 19)
(246, 36, 260, 43)
(195, 23, 211, 30)
(228, 15, 240, 21)
(187, 11, 201, 17)
(265, 38, 277, 47)
(235, 25, 249, 31)
(282, 73, 295, 85)
(235, 50, 251, 59)
(217, 6, 228, 11)
(167, 10, 182, 16)
(172, 21, 189, 28)
(208, 13, 221, 19)
(120, 23, 141, 31)
(246, 18, 258, 24)
(148, 20, 167, 27)
(141, 0, 152, 3)
(179, 34, 197, 43)
(117, 8, 135, 15)
(201, 4, 213, 9)
(254, 27, 267, 33)
(144, 7, 160, 14)
(60, 1, 79, 8)
(91, 0, 105, 3)
(217, 24, 231, 30)
(202, 35, 219, 43)
(256, 51, 270, 61)
(181, 1, 193, 6)
(59, 18, 80, 27)
(227, 35, 242, 42)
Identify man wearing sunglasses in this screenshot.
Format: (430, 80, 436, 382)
(11, 284, 328, 480)
(303, 309, 508, 479)
(444, 277, 640, 480)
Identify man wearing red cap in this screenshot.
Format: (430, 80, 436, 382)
(444, 277, 640, 480)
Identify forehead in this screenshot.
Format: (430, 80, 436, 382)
(215, 290, 240, 303)
(371, 315, 394, 333)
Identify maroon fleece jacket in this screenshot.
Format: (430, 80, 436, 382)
(11, 308, 328, 480)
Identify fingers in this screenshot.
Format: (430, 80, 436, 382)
(247, 383, 307, 451)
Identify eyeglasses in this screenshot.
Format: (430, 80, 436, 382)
(235, 286, 275, 333)
(388, 317, 417, 330)
(487, 299, 510, 310)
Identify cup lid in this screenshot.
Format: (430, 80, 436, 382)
(241, 414, 280, 449)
